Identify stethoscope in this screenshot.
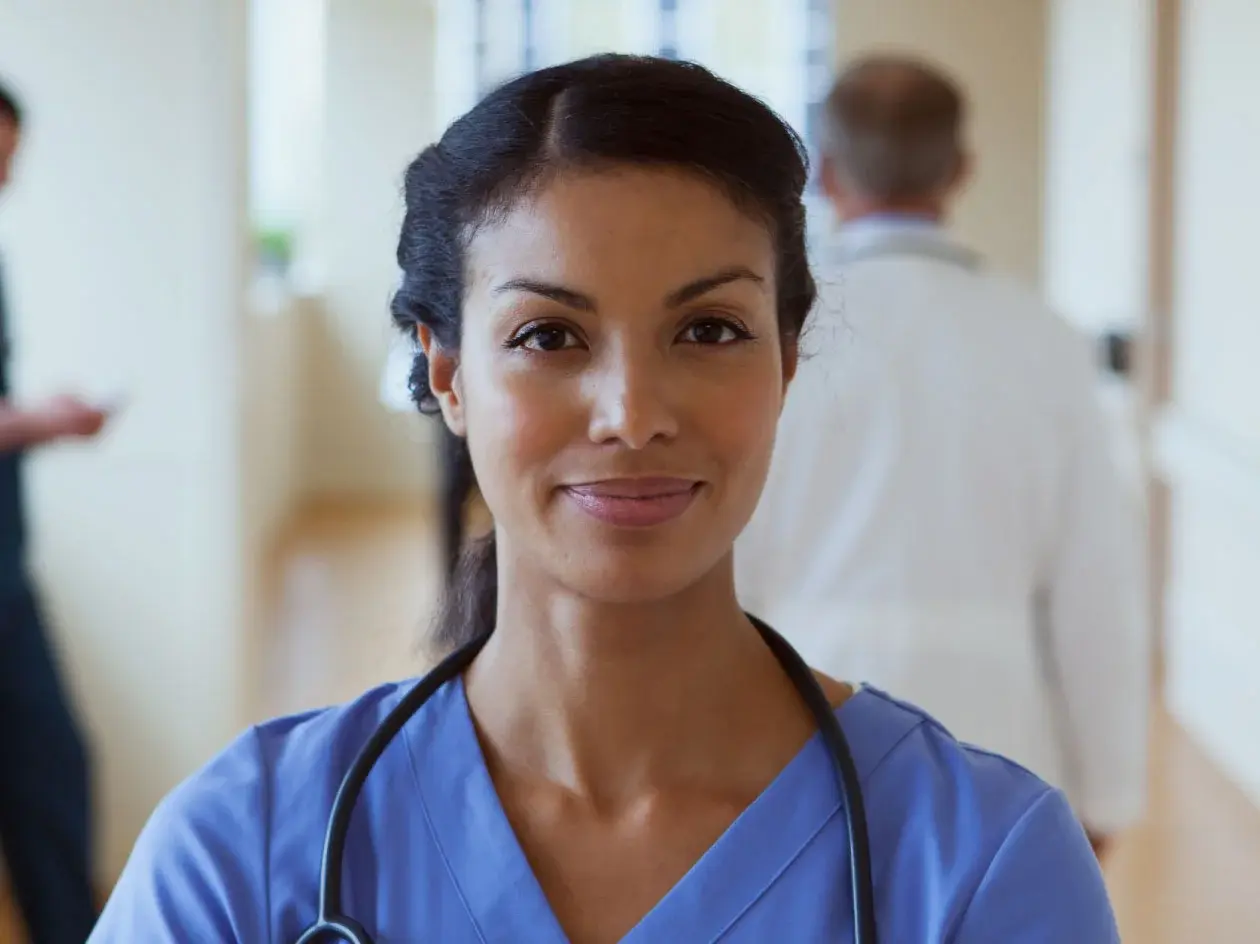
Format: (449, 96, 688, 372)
(296, 617, 878, 943)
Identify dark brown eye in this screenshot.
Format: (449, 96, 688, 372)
(680, 318, 749, 345)
(530, 327, 571, 350)
(510, 324, 581, 351)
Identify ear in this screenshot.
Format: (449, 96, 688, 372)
(417, 325, 466, 437)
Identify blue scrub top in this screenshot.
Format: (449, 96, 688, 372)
(91, 680, 1118, 942)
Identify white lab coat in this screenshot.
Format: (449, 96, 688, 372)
(736, 219, 1150, 834)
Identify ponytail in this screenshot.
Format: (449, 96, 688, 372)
(434, 531, 498, 653)
(438, 425, 475, 578)
(433, 426, 497, 652)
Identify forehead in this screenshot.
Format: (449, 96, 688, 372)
(465, 168, 775, 292)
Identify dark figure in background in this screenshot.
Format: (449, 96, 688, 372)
(0, 81, 104, 943)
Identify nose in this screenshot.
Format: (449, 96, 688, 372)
(585, 342, 679, 449)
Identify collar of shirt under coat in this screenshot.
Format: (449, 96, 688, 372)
(813, 214, 982, 272)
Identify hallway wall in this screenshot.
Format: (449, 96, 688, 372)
(1158, 0, 1260, 808)
(306, 0, 439, 501)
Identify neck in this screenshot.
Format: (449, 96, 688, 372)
(463, 550, 810, 807)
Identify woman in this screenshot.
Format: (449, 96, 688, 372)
(91, 56, 1117, 942)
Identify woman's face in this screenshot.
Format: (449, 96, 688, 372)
(427, 167, 794, 603)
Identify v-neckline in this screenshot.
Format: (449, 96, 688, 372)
(406, 677, 864, 943)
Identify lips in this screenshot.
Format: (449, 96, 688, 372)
(561, 478, 701, 528)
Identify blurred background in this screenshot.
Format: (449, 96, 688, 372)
(0, 0, 1256, 940)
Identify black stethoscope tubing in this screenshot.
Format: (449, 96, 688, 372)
(296, 618, 877, 943)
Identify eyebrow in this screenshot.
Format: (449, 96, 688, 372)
(494, 279, 595, 311)
(493, 265, 766, 312)
(665, 266, 766, 307)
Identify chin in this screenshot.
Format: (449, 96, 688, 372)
(556, 541, 721, 605)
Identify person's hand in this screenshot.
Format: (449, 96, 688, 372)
(35, 394, 110, 440)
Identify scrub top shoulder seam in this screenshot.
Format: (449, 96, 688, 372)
(865, 690, 1062, 788)
(950, 739, 1056, 783)
(848, 694, 932, 787)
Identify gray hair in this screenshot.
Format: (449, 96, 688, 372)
(821, 55, 965, 202)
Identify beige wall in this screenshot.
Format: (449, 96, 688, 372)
(241, 291, 307, 613)
(833, 0, 1049, 285)
(0, 1, 250, 879)
(311, 0, 439, 500)
(1157, 0, 1260, 807)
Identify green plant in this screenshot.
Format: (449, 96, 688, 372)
(254, 227, 295, 270)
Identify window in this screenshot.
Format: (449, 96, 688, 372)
(803, 0, 832, 162)
(522, 0, 537, 71)
(801, 0, 835, 225)
(248, 0, 326, 289)
(471, 0, 566, 96)
(474, 0, 490, 96)
(438, 0, 834, 158)
(658, 0, 680, 60)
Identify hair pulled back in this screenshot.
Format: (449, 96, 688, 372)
(0, 81, 22, 127)
(391, 54, 816, 653)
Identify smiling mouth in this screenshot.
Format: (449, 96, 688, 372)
(560, 478, 702, 528)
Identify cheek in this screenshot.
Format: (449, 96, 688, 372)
(459, 352, 576, 506)
(724, 394, 782, 481)
(695, 348, 787, 486)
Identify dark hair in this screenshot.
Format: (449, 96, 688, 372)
(391, 54, 816, 652)
(0, 81, 23, 127)
(823, 55, 965, 202)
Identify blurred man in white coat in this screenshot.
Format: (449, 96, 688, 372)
(736, 56, 1150, 854)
